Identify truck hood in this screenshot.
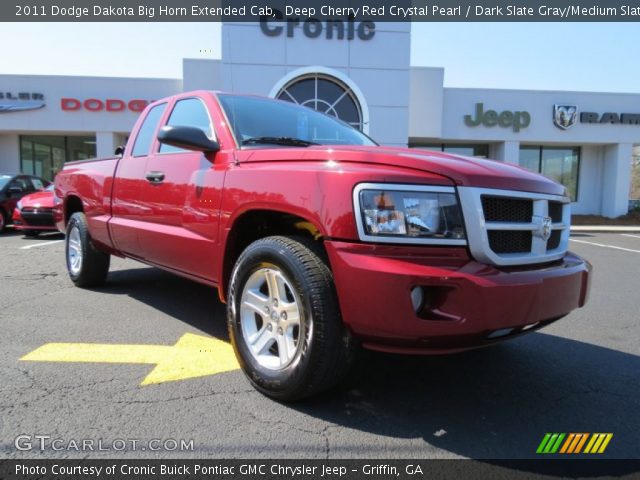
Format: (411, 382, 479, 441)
(242, 145, 566, 196)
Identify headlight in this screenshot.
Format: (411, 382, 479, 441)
(16, 200, 23, 211)
(353, 183, 466, 245)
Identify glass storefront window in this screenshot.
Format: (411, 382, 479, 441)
(20, 135, 96, 181)
(519, 146, 540, 172)
(66, 136, 96, 161)
(519, 146, 580, 201)
(411, 143, 489, 158)
(20, 139, 34, 177)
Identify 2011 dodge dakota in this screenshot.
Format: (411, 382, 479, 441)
(53, 91, 591, 400)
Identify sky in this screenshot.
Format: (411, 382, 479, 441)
(0, 22, 638, 93)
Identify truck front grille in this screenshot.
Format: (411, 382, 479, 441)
(458, 187, 571, 267)
(482, 196, 532, 223)
(488, 230, 532, 254)
(548, 201, 564, 223)
(547, 230, 562, 251)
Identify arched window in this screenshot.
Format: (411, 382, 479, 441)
(276, 73, 363, 131)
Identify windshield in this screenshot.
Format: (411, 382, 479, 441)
(217, 94, 376, 147)
(0, 175, 11, 190)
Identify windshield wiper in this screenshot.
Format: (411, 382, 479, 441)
(242, 136, 318, 147)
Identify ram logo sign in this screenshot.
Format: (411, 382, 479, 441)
(553, 104, 578, 130)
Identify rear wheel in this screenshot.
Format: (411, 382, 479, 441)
(65, 212, 110, 287)
(0, 209, 6, 233)
(228, 236, 354, 401)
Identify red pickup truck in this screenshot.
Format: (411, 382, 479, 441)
(54, 91, 591, 400)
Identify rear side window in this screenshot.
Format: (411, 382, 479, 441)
(160, 98, 214, 153)
(132, 103, 167, 157)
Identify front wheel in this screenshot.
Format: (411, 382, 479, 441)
(228, 236, 354, 401)
(66, 212, 110, 287)
(0, 209, 6, 233)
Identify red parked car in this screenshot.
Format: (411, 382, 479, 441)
(0, 174, 50, 233)
(12, 184, 57, 236)
(53, 91, 591, 401)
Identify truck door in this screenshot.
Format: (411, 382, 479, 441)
(110, 102, 167, 258)
(139, 96, 225, 281)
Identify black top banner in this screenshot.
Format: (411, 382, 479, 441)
(5, 0, 640, 21)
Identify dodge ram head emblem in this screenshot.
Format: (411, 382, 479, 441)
(534, 216, 553, 242)
(553, 105, 578, 130)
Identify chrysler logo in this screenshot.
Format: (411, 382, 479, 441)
(553, 104, 578, 130)
(0, 92, 46, 113)
(534, 216, 553, 242)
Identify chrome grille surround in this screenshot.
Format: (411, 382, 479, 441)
(457, 187, 571, 266)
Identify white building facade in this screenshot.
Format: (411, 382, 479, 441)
(0, 21, 637, 217)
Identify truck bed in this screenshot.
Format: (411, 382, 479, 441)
(54, 156, 121, 251)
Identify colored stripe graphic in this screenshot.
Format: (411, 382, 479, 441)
(567, 433, 583, 453)
(584, 433, 614, 454)
(550, 433, 565, 453)
(538, 433, 613, 454)
(537, 433, 565, 454)
(584, 434, 599, 453)
(536, 433, 552, 454)
(574, 433, 589, 453)
(591, 434, 607, 453)
(598, 434, 614, 453)
(559, 433, 575, 453)
(544, 433, 559, 453)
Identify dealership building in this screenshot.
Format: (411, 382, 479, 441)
(0, 21, 638, 217)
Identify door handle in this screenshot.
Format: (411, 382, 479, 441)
(145, 171, 165, 184)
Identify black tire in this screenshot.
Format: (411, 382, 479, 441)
(228, 235, 354, 401)
(24, 230, 40, 237)
(0, 209, 6, 233)
(65, 212, 110, 288)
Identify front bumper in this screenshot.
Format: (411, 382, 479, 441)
(12, 208, 57, 231)
(325, 240, 591, 354)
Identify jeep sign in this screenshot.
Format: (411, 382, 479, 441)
(464, 103, 531, 132)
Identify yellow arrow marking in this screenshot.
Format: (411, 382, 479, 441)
(20, 333, 240, 385)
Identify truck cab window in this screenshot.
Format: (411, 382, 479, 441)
(160, 98, 215, 154)
(131, 103, 167, 157)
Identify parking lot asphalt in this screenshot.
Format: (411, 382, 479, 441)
(0, 229, 638, 460)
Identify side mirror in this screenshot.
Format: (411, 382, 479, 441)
(114, 146, 125, 156)
(157, 126, 220, 153)
(9, 186, 23, 197)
